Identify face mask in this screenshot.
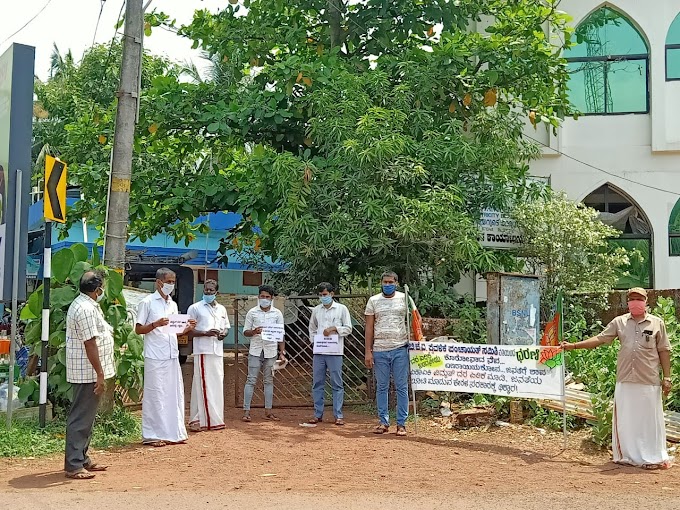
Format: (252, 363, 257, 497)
(96, 289, 105, 303)
(320, 295, 333, 306)
(259, 298, 272, 309)
(628, 300, 646, 316)
(203, 294, 216, 304)
(161, 282, 175, 296)
(382, 284, 396, 296)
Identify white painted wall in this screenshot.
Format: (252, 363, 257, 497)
(529, 0, 680, 289)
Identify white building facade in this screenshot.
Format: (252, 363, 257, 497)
(528, 0, 680, 290)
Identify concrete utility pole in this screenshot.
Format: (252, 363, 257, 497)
(104, 0, 144, 271)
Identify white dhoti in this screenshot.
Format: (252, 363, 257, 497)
(142, 357, 188, 443)
(189, 354, 225, 431)
(612, 382, 671, 467)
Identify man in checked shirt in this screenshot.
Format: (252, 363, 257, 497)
(64, 271, 115, 479)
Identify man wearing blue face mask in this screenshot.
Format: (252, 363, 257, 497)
(365, 271, 417, 437)
(306, 282, 353, 426)
(136, 268, 196, 447)
(242, 284, 286, 422)
(187, 279, 230, 432)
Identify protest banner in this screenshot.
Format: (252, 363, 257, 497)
(409, 341, 563, 400)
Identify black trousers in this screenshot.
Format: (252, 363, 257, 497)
(64, 382, 101, 472)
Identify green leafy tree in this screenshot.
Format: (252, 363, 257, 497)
(38, 1, 575, 292)
(19, 244, 144, 414)
(513, 190, 629, 321)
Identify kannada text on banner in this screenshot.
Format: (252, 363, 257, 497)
(409, 342, 564, 400)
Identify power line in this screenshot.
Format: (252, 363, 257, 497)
(522, 132, 680, 197)
(92, 0, 107, 46)
(0, 0, 53, 46)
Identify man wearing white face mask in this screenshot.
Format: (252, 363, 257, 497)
(306, 282, 352, 426)
(187, 279, 230, 432)
(136, 267, 196, 447)
(563, 287, 673, 470)
(242, 284, 285, 422)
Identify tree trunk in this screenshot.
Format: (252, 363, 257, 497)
(327, 0, 345, 49)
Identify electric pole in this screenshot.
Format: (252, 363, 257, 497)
(104, 0, 144, 272)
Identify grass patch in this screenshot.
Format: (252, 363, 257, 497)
(0, 407, 141, 458)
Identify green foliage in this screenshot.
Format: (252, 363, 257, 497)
(527, 404, 579, 431)
(18, 244, 144, 412)
(0, 407, 141, 458)
(35, 0, 574, 293)
(513, 190, 629, 321)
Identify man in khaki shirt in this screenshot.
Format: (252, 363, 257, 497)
(563, 287, 673, 469)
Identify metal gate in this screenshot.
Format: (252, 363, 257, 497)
(232, 295, 373, 408)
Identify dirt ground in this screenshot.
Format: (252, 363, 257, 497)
(2, 408, 680, 509)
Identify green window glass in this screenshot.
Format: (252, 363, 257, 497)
(565, 7, 649, 114)
(667, 14, 680, 80)
(669, 199, 680, 255)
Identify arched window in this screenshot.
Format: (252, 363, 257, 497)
(583, 184, 652, 288)
(565, 6, 649, 114)
(669, 199, 680, 255)
(667, 14, 680, 80)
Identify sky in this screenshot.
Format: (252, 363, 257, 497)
(0, 0, 227, 80)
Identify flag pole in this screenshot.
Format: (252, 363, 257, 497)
(405, 284, 418, 435)
(559, 291, 567, 450)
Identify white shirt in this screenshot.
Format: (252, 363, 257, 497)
(365, 291, 416, 352)
(308, 301, 353, 356)
(243, 305, 284, 358)
(137, 291, 179, 360)
(66, 293, 116, 383)
(187, 300, 230, 356)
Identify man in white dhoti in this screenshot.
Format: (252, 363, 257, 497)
(187, 279, 230, 432)
(135, 268, 196, 447)
(563, 287, 673, 469)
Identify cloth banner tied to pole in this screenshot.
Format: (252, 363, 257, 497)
(409, 342, 564, 401)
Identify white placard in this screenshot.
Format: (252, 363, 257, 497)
(166, 314, 190, 334)
(261, 324, 285, 343)
(313, 334, 342, 355)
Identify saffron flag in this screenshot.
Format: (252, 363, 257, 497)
(540, 291, 563, 346)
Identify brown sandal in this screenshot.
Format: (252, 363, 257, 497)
(65, 469, 95, 480)
(396, 426, 407, 437)
(335, 418, 345, 426)
(306, 417, 323, 424)
(242, 414, 252, 422)
(264, 413, 280, 421)
(373, 424, 389, 434)
(83, 463, 108, 472)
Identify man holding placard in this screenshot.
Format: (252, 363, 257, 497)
(135, 268, 196, 447)
(242, 285, 286, 422)
(306, 282, 353, 426)
(562, 287, 673, 470)
(187, 279, 230, 432)
(365, 271, 418, 437)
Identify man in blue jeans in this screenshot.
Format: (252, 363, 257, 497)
(364, 271, 417, 437)
(306, 282, 353, 426)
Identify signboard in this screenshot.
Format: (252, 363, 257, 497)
(0, 44, 34, 301)
(409, 341, 563, 400)
(44, 155, 67, 222)
(478, 209, 524, 249)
